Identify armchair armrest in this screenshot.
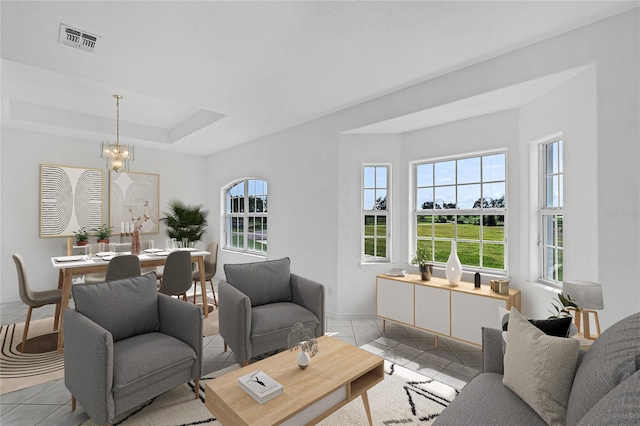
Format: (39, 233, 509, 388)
(64, 309, 114, 424)
(290, 274, 325, 337)
(482, 327, 505, 374)
(219, 280, 251, 360)
(158, 294, 203, 379)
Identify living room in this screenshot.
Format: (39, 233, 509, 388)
(1, 1, 639, 424)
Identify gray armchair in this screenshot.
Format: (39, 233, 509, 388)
(64, 272, 202, 425)
(219, 257, 324, 366)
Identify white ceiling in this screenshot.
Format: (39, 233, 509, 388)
(1, 1, 638, 156)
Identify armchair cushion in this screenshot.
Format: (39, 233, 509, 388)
(224, 257, 291, 307)
(72, 272, 159, 342)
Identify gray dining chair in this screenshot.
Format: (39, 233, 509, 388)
(159, 251, 192, 300)
(12, 253, 63, 353)
(192, 241, 218, 307)
(105, 254, 141, 281)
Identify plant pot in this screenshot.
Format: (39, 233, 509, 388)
(297, 350, 310, 370)
(98, 239, 110, 244)
(419, 264, 433, 281)
(77, 241, 88, 246)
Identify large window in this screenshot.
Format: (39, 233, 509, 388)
(362, 165, 389, 262)
(225, 179, 267, 255)
(414, 153, 506, 271)
(540, 140, 563, 283)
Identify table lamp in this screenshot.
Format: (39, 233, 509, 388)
(562, 280, 604, 340)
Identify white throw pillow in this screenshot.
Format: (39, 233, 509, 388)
(502, 308, 580, 426)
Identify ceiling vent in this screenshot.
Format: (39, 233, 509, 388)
(59, 23, 100, 53)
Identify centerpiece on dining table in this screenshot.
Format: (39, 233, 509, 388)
(129, 201, 150, 255)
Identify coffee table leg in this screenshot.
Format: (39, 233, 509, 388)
(361, 391, 373, 426)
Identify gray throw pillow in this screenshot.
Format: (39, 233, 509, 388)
(577, 369, 640, 426)
(71, 272, 160, 342)
(224, 257, 291, 307)
(503, 308, 580, 426)
(565, 312, 640, 426)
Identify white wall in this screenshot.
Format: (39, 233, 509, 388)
(0, 127, 207, 301)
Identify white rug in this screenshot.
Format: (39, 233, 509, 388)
(80, 361, 458, 425)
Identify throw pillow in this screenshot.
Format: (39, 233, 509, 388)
(500, 306, 575, 337)
(503, 308, 580, 426)
(71, 272, 160, 342)
(224, 257, 292, 307)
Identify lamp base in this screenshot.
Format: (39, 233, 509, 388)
(575, 309, 601, 340)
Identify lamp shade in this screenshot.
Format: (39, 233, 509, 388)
(562, 280, 604, 310)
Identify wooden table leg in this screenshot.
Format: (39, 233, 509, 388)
(361, 391, 373, 426)
(57, 269, 74, 352)
(197, 257, 209, 318)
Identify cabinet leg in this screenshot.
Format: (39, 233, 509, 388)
(435, 335, 438, 348)
(382, 319, 386, 332)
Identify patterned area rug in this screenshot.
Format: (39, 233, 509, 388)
(79, 361, 458, 425)
(0, 302, 218, 396)
(0, 318, 64, 395)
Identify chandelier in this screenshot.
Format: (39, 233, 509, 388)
(100, 94, 134, 173)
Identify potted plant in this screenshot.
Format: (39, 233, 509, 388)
(74, 227, 89, 246)
(411, 245, 433, 281)
(92, 224, 113, 243)
(549, 292, 581, 319)
(160, 198, 209, 247)
(287, 322, 318, 370)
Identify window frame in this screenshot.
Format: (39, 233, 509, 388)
(224, 178, 268, 256)
(539, 139, 563, 284)
(361, 164, 391, 264)
(412, 151, 507, 273)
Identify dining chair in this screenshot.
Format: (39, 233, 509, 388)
(12, 254, 63, 353)
(158, 251, 192, 300)
(192, 241, 218, 307)
(105, 254, 141, 281)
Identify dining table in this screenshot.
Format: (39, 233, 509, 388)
(51, 248, 211, 353)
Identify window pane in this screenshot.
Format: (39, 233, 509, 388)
(458, 157, 480, 184)
(417, 188, 433, 210)
(248, 179, 256, 196)
(545, 247, 555, 279)
(416, 215, 433, 238)
(364, 215, 375, 236)
(434, 216, 455, 238)
(375, 190, 387, 210)
(364, 189, 375, 210)
(482, 182, 505, 207)
(557, 249, 563, 281)
(546, 143, 558, 174)
(376, 238, 387, 257)
(482, 154, 505, 181)
(435, 186, 456, 209)
(376, 167, 387, 189)
(458, 242, 479, 266)
(435, 161, 455, 186)
(557, 215, 563, 247)
(483, 243, 504, 269)
(558, 140, 564, 173)
(434, 240, 450, 262)
(546, 176, 559, 207)
(483, 215, 504, 241)
(376, 216, 386, 237)
(458, 184, 480, 209)
(458, 215, 480, 240)
(364, 167, 375, 188)
(364, 238, 375, 256)
(417, 163, 433, 187)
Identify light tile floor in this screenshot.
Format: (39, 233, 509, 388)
(1, 299, 480, 426)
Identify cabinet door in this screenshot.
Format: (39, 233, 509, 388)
(414, 285, 450, 336)
(376, 278, 414, 325)
(451, 292, 504, 345)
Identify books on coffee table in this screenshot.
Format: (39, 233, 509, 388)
(237, 370, 284, 404)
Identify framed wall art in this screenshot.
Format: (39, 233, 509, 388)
(40, 164, 104, 237)
(109, 171, 160, 234)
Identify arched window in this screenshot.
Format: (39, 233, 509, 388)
(224, 179, 267, 255)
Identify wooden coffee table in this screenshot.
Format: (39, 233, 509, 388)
(205, 335, 384, 425)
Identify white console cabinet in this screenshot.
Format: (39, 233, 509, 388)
(376, 274, 521, 346)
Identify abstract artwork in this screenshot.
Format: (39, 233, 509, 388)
(110, 171, 160, 234)
(40, 164, 104, 237)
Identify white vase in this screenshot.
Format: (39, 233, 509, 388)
(297, 350, 310, 370)
(445, 241, 462, 286)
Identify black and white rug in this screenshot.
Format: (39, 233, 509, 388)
(80, 361, 458, 425)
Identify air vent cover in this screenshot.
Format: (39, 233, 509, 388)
(59, 24, 99, 53)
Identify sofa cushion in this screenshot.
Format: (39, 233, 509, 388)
(224, 257, 291, 307)
(503, 308, 580, 426)
(72, 273, 159, 342)
(500, 306, 574, 337)
(566, 312, 640, 426)
(433, 372, 547, 426)
(577, 369, 640, 426)
(250, 302, 319, 356)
